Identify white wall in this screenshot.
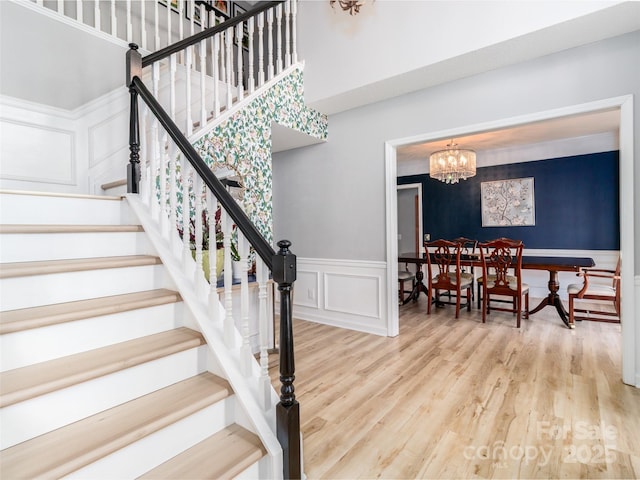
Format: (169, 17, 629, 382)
(273, 31, 640, 264)
(297, 0, 638, 114)
(272, 31, 640, 384)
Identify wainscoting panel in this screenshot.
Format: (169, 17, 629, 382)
(289, 258, 388, 336)
(0, 119, 75, 184)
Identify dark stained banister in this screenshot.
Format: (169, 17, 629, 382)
(141, 0, 284, 68)
(127, 14, 300, 473)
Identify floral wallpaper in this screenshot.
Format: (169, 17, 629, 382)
(192, 66, 328, 244)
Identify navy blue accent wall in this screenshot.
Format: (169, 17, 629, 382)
(398, 151, 619, 250)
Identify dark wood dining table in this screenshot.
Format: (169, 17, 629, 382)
(398, 252, 595, 329)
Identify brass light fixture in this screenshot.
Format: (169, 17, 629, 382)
(330, 0, 365, 15)
(429, 140, 477, 184)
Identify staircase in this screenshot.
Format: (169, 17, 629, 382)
(0, 190, 269, 478)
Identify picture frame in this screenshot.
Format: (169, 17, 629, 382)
(185, 0, 203, 26)
(232, 3, 249, 50)
(158, 0, 180, 14)
(212, 0, 230, 17)
(481, 177, 535, 227)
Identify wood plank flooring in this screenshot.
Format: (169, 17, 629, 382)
(270, 296, 640, 479)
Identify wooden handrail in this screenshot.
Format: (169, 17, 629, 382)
(142, 1, 283, 68)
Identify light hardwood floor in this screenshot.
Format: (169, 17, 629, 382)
(270, 296, 640, 479)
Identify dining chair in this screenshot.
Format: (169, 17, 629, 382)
(452, 237, 478, 301)
(425, 239, 472, 319)
(478, 238, 529, 327)
(398, 264, 416, 304)
(567, 257, 620, 326)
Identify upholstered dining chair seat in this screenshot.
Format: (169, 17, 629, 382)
(448, 272, 474, 282)
(399, 270, 416, 281)
(442, 273, 473, 287)
(567, 283, 615, 296)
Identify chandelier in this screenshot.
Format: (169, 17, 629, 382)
(330, 0, 365, 15)
(429, 141, 477, 184)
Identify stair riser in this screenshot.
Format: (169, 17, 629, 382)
(0, 194, 130, 225)
(0, 264, 171, 310)
(0, 232, 153, 262)
(1, 302, 184, 372)
(65, 396, 235, 479)
(0, 345, 209, 449)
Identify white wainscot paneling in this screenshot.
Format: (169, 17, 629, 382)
(89, 110, 129, 169)
(289, 258, 388, 336)
(0, 119, 75, 184)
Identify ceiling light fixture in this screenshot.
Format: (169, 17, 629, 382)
(429, 140, 477, 184)
(330, 0, 365, 15)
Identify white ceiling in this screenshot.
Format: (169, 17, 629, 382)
(396, 108, 621, 161)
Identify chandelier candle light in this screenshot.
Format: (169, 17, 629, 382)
(429, 141, 477, 184)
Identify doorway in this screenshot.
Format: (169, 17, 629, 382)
(397, 183, 423, 258)
(384, 96, 635, 386)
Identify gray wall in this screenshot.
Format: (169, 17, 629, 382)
(272, 31, 640, 272)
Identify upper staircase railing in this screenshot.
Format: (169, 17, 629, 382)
(126, 1, 301, 478)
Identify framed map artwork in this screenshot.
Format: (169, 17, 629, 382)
(481, 177, 535, 227)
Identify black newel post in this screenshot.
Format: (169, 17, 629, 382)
(272, 240, 301, 480)
(126, 43, 142, 194)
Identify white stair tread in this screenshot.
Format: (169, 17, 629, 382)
(0, 255, 162, 279)
(0, 289, 181, 335)
(140, 424, 266, 479)
(0, 224, 143, 234)
(0, 189, 123, 201)
(0, 372, 232, 479)
(0, 327, 204, 408)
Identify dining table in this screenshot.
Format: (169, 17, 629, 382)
(398, 252, 595, 329)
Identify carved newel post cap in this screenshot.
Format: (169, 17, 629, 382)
(277, 239, 292, 253)
(129, 43, 139, 50)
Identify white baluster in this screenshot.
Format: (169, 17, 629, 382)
(257, 12, 265, 87)
(126, 0, 132, 42)
(154, 0, 160, 50)
(212, 34, 220, 118)
(76, 0, 83, 22)
(207, 191, 221, 322)
(150, 63, 161, 220)
(194, 176, 204, 285)
(256, 257, 271, 410)
(169, 143, 178, 249)
(225, 27, 233, 110)
(284, 0, 291, 68)
(170, 54, 177, 123)
(189, 1, 195, 36)
(267, 8, 274, 80)
(186, 46, 193, 136)
(178, 1, 184, 40)
(291, 0, 298, 63)
(236, 22, 244, 102)
(239, 233, 251, 375)
(219, 29, 226, 84)
(167, 0, 172, 46)
(160, 130, 169, 234)
(36, 0, 44, 6)
(248, 17, 255, 94)
(200, 40, 207, 128)
(94, 0, 100, 32)
(181, 159, 192, 267)
(57, 0, 63, 15)
(111, 0, 117, 37)
(139, 103, 149, 206)
(222, 210, 235, 348)
(140, 0, 147, 50)
(276, 4, 283, 74)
